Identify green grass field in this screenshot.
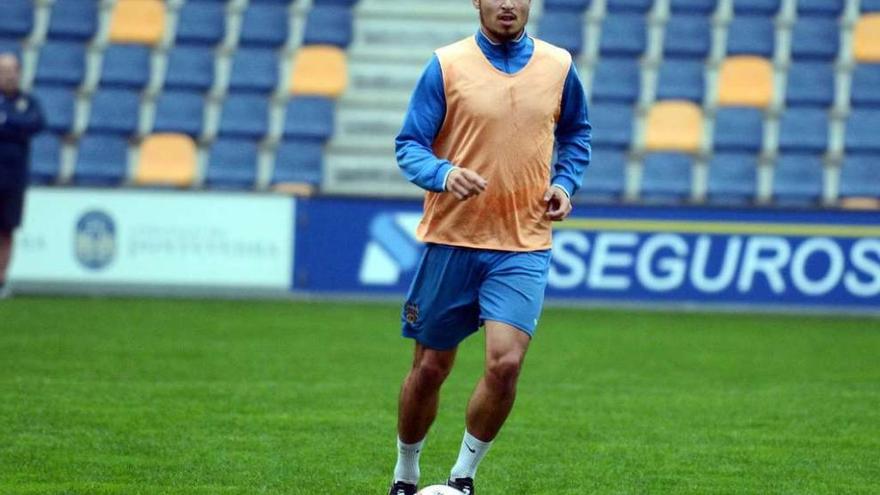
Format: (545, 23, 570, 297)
(1, 297, 878, 494)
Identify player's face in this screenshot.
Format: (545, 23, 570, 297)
(0, 54, 20, 95)
(473, 0, 531, 43)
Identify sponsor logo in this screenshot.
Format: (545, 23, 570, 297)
(74, 210, 116, 271)
(359, 213, 424, 285)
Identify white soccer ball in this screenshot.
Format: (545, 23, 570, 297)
(417, 486, 463, 495)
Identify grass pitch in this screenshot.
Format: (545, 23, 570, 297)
(1, 297, 878, 494)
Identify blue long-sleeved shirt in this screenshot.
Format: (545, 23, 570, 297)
(395, 30, 591, 197)
(0, 91, 45, 189)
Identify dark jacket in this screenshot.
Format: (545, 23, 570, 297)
(0, 91, 45, 189)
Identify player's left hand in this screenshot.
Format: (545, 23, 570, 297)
(544, 186, 572, 221)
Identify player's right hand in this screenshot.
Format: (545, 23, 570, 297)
(445, 168, 488, 201)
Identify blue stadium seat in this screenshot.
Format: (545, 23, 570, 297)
(312, 0, 359, 5)
(283, 96, 335, 140)
(29, 133, 62, 184)
(176, 1, 226, 45)
(707, 152, 757, 204)
(845, 109, 880, 153)
(32, 85, 75, 134)
(538, 12, 584, 56)
(778, 107, 828, 153)
(218, 93, 269, 138)
(732, 0, 780, 15)
(851, 64, 880, 107)
(303, 5, 353, 48)
(641, 153, 693, 202)
(589, 102, 633, 149)
(272, 138, 324, 185)
(773, 153, 823, 205)
(656, 59, 705, 102)
(790, 18, 839, 61)
(240, 3, 289, 47)
(861, 0, 880, 12)
(0, 38, 20, 58)
(100, 44, 152, 89)
(544, 0, 592, 10)
(153, 90, 205, 137)
(839, 154, 880, 198)
(785, 61, 834, 107)
(74, 133, 129, 185)
(606, 0, 653, 13)
(35, 41, 86, 87)
(670, 0, 716, 14)
(726, 16, 775, 57)
(591, 58, 640, 103)
(87, 88, 141, 135)
(229, 47, 278, 94)
(164, 45, 215, 91)
(664, 14, 712, 59)
(713, 107, 764, 152)
(600, 14, 646, 57)
(576, 146, 626, 200)
(205, 138, 259, 189)
(0, 0, 32, 38)
(797, 0, 844, 17)
(48, 0, 98, 41)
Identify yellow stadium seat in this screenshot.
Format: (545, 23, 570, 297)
(109, 0, 165, 45)
(717, 56, 774, 108)
(135, 133, 197, 187)
(854, 14, 880, 63)
(644, 100, 704, 153)
(289, 45, 348, 98)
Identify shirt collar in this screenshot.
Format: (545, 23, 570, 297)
(476, 28, 529, 56)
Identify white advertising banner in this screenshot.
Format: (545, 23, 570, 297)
(9, 188, 294, 290)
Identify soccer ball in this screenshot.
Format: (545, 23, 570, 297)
(417, 486, 463, 495)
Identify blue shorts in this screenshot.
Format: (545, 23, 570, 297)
(401, 244, 552, 350)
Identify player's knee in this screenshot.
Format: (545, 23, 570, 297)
(413, 359, 452, 389)
(486, 354, 522, 390)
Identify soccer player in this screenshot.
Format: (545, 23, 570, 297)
(387, 0, 591, 493)
(0, 51, 44, 299)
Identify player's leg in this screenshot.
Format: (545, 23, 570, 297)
(0, 189, 19, 297)
(0, 229, 11, 295)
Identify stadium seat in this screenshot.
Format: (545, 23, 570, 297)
(853, 14, 880, 63)
(851, 64, 880, 107)
(272, 138, 324, 186)
(109, 0, 165, 45)
(0, 39, 20, 58)
(797, 0, 844, 17)
(218, 93, 269, 138)
(839, 154, 880, 198)
(778, 107, 828, 153)
(134, 133, 197, 187)
(600, 14, 646, 57)
(205, 138, 259, 189)
(785, 61, 834, 107)
(656, 59, 705, 102)
(32, 85, 75, 134)
(576, 146, 626, 200)
(239, 3, 289, 48)
(790, 18, 839, 61)
(289, 45, 348, 98)
(29, 133, 62, 184)
(87, 88, 141, 135)
(732, 0, 780, 15)
(845, 109, 880, 153)
(35, 41, 87, 87)
(606, 0, 653, 13)
(713, 107, 764, 152)
(538, 12, 584, 57)
(283, 96, 335, 140)
(726, 16, 775, 58)
(100, 44, 152, 89)
(0, 0, 32, 38)
(772, 153, 823, 205)
(153, 90, 205, 137)
(670, 0, 716, 14)
(717, 56, 773, 108)
(47, 0, 98, 41)
(640, 153, 693, 202)
(589, 102, 633, 149)
(862, 0, 880, 12)
(74, 133, 129, 185)
(707, 152, 758, 204)
(544, 0, 592, 10)
(164, 45, 215, 91)
(303, 5, 353, 48)
(644, 101, 703, 153)
(175, 1, 225, 46)
(229, 47, 279, 94)
(663, 14, 712, 59)
(312, 0, 359, 5)
(591, 58, 640, 103)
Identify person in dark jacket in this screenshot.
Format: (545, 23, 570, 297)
(0, 51, 45, 297)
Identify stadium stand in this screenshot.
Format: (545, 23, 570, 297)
(716, 56, 774, 108)
(74, 134, 129, 185)
(47, 0, 98, 41)
(29, 133, 62, 185)
(134, 133, 198, 187)
(772, 153, 824, 205)
(0, 0, 33, 39)
(206, 138, 259, 189)
(577, 146, 626, 202)
(644, 101, 703, 153)
(109, 0, 165, 45)
(707, 152, 758, 204)
(289, 45, 347, 98)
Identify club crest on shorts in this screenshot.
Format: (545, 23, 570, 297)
(405, 302, 419, 324)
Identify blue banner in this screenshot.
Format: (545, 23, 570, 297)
(293, 198, 880, 312)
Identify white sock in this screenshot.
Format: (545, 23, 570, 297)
(450, 430, 493, 480)
(393, 436, 424, 485)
